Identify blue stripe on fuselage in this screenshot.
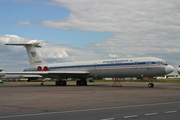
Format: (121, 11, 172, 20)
(48, 62, 157, 70)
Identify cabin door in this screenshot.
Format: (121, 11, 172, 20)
(134, 62, 137, 69)
(94, 63, 97, 70)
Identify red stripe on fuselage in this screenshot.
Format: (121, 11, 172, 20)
(49, 64, 165, 71)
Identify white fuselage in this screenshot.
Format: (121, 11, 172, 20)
(25, 57, 174, 78)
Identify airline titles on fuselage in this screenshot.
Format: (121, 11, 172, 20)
(103, 60, 129, 64)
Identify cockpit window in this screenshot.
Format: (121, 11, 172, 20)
(157, 61, 168, 65)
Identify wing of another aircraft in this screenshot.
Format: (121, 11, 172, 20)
(4, 71, 89, 78)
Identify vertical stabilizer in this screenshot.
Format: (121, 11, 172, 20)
(5, 43, 47, 66)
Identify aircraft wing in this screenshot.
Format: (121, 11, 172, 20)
(4, 71, 89, 78)
(21, 75, 42, 78)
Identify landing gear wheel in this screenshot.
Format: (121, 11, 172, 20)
(148, 83, 154, 88)
(56, 81, 59, 86)
(76, 80, 81, 86)
(76, 80, 87, 86)
(60, 81, 66, 86)
(55, 81, 67, 86)
(82, 80, 87, 85)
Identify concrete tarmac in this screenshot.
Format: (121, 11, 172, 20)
(1, 101, 179, 120)
(0, 82, 180, 117)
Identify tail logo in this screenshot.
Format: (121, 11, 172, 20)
(30, 52, 36, 57)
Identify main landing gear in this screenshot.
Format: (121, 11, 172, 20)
(148, 78, 154, 88)
(76, 78, 87, 86)
(55, 78, 67, 86)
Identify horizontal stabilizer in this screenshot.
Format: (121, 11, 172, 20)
(5, 43, 41, 48)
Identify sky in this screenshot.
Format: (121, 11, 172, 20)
(0, 0, 180, 75)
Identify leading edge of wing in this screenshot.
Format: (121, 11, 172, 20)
(4, 71, 89, 75)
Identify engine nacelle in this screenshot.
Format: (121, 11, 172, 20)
(43, 66, 48, 71)
(24, 66, 37, 71)
(37, 66, 42, 71)
(24, 66, 49, 71)
(24, 66, 41, 71)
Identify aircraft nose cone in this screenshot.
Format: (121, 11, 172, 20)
(177, 68, 180, 75)
(0, 73, 5, 77)
(165, 65, 174, 74)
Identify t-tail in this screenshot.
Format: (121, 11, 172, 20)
(5, 43, 48, 66)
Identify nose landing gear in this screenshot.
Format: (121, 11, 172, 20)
(148, 78, 154, 88)
(148, 83, 154, 88)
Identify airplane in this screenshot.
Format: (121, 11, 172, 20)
(0, 68, 5, 78)
(0, 68, 42, 81)
(167, 75, 180, 79)
(1, 75, 42, 81)
(4, 43, 174, 88)
(177, 65, 180, 75)
(0, 68, 5, 83)
(156, 76, 166, 79)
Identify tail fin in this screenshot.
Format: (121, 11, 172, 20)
(5, 43, 48, 66)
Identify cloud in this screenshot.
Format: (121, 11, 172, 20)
(42, 0, 180, 65)
(0, 35, 69, 59)
(11, 0, 42, 2)
(12, 0, 33, 2)
(0, 35, 102, 71)
(42, 0, 180, 33)
(3, 0, 180, 74)
(11, 0, 180, 33)
(1, 34, 180, 74)
(109, 54, 118, 58)
(9, 21, 37, 25)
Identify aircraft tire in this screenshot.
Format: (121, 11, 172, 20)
(63, 81, 67, 86)
(76, 80, 80, 86)
(83, 81, 87, 85)
(56, 81, 66, 86)
(148, 83, 154, 88)
(76, 80, 87, 86)
(56, 81, 59, 86)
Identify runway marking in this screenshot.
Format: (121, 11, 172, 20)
(100, 118, 114, 120)
(0, 95, 95, 112)
(124, 115, 138, 118)
(165, 111, 177, 114)
(0, 101, 179, 119)
(145, 113, 158, 116)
